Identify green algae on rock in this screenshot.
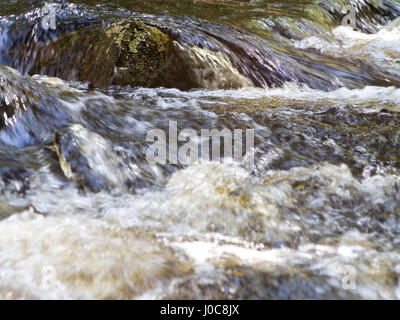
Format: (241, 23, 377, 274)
(23, 19, 175, 89)
(9, 17, 257, 90)
(106, 20, 174, 88)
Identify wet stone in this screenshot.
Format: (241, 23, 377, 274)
(54, 124, 137, 193)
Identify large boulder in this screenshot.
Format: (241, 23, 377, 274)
(21, 20, 175, 89)
(7, 18, 253, 90)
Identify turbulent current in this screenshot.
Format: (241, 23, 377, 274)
(1, 0, 400, 299)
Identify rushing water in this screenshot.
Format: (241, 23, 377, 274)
(0, 0, 400, 299)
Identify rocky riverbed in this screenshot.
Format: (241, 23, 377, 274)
(0, 0, 400, 299)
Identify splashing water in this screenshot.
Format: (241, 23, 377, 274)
(0, 0, 400, 300)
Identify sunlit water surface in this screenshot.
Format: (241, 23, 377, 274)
(0, 0, 400, 299)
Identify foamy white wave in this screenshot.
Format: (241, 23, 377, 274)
(171, 231, 400, 299)
(0, 212, 192, 299)
(140, 83, 400, 108)
(294, 20, 400, 74)
(1, 160, 400, 298)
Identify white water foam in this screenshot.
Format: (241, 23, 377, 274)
(294, 18, 400, 75)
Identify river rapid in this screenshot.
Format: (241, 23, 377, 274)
(0, 0, 400, 299)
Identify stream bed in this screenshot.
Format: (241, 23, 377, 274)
(0, 0, 400, 299)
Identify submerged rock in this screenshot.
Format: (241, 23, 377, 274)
(54, 124, 137, 193)
(0, 65, 75, 147)
(19, 18, 253, 90)
(0, 200, 25, 220)
(17, 19, 174, 89)
(4, 17, 259, 90)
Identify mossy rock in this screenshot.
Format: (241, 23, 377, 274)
(23, 19, 175, 88)
(106, 20, 174, 87)
(11, 18, 252, 90)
